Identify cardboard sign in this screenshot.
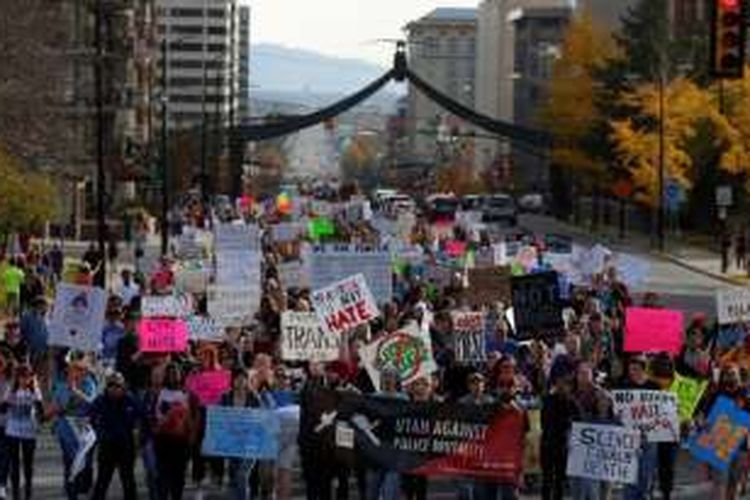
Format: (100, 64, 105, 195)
(137, 318, 188, 352)
(281, 311, 341, 362)
(214, 223, 260, 251)
(311, 274, 379, 335)
(511, 272, 563, 339)
(207, 285, 259, 327)
(187, 315, 224, 342)
(612, 390, 679, 442)
(359, 322, 437, 389)
(717, 288, 750, 325)
(307, 245, 392, 304)
(141, 294, 193, 318)
(624, 307, 683, 354)
(186, 370, 231, 405)
(48, 284, 107, 351)
(450, 311, 486, 363)
(670, 374, 708, 423)
(202, 406, 280, 459)
(690, 396, 750, 471)
(462, 267, 511, 308)
(566, 422, 640, 485)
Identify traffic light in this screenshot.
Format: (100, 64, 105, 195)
(710, 0, 747, 78)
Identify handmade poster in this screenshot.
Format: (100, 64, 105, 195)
(566, 422, 640, 485)
(175, 261, 209, 295)
(424, 264, 454, 289)
(717, 288, 750, 325)
(690, 396, 750, 471)
(462, 267, 511, 308)
(186, 370, 231, 405)
(141, 294, 193, 318)
(277, 260, 310, 289)
(614, 254, 650, 288)
(624, 307, 683, 354)
(215, 250, 262, 287)
(510, 272, 563, 339)
(311, 273, 380, 335)
(308, 245, 392, 304)
(669, 374, 708, 422)
(48, 284, 107, 351)
(271, 222, 304, 243)
(445, 240, 467, 259)
(207, 285, 259, 327)
(202, 406, 280, 459)
(309, 217, 335, 239)
(450, 312, 486, 363)
(612, 390, 679, 442)
(281, 311, 341, 362)
(214, 223, 260, 251)
(359, 322, 437, 389)
(307, 388, 526, 481)
(187, 315, 224, 342)
(137, 318, 189, 352)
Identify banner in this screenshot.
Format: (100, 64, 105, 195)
(48, 284, 107, 351)
(462, 267, 511, 308)
(307, 245, 393, 304)
(624, 307, 683, 354)
(717, 288, 750, 325)
(311, 273, 379, 335)
(207, 285, 259, 327)
(186, 370, 231, 406)
(450, 312, 486, 363)
(214, 223, 260, 251)
(202, 406, 280, 459)
(359, 323, 436, 389)
(187, 315, 224, 342)
(669, 374, 708, 422)
(510, 271, 563, 338)
(141, 294, 193, 318)
(566, 422, 640, 485)
(307, 388, 526, 481)
(612, 390, 679, 442)
(281, 311, 341, 362)
(137, 318, 189, 352)
(690, 396, 750, 471)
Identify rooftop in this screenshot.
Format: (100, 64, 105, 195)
(421, 7, 478, 23)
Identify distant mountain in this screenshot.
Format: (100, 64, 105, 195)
(249, 43, 402, 111)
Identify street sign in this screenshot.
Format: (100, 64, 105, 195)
(716, 185, 733, 207)
(664, 180, 684, 212)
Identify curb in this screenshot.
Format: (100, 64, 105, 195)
(652, 251, 749, 287)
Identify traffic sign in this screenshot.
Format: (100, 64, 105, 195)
(716, 185, 733, 207)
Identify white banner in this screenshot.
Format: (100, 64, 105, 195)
(612, 390, 679, 442)
(717, 288, 750, 325)
(280, 312, 341, 362)
(311, 273, 379, 335)
(566, 422, 640, 485)
(49, 284, 107, 351)
(141, 294, 193, 318)
(207, 285, 259, 327)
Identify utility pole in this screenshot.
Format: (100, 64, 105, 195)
(94, 0, 107, 287)
(657, 70, 666, 252)
(160, 36, 169, 256)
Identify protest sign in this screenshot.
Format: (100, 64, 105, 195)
(462, 267, 511, 308)
(624, 307, 683, 354)
(207, 285, 259, 327)
(612, 390, 679, 442)
(308, 388, 526, 481)
(175, 261, 209, 295)
(202, 406, 280, 460)
(271, 222, 304, 243)
(214, 223, 260, 251)
(186, 370, 231, 405)
(424, 264, 454, 289)
(717, 324, 748, 349)
(450, 312, 486, 363)
(614, 254, 650, 288)
(137, 318, 188, 352)
(511, 272, 563, 339)
(359, 322, 436, 388)
(690, 396, 750, 471)
(566, 422, 640, 485)
(309, 217, 335, 239)
(717, 288, 750, 325)
(445, 240, 467, 259)
(308, 245, 392, 304)
(141, 294, 193, 318)
(48, 284, 107, 351)
(187, 315, 224, 342)
(311, 273, 379, 335)
(281, 311, 341, 362)
(277, 260, 310, 289)
(670, 374, 708, 422)
(215, 250, 262, 288)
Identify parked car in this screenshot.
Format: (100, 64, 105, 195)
(482, 194, 518, 226)
(426, 194, 460, 223)
(518, 192, 546, 213)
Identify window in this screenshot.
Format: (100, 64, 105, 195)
(207, 26, 227, 35)
(170, 60, 223, 70)
(171, 25, 203, 35)
(171, 8, 202, 17)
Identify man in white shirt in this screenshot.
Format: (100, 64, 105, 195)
(116, 269, 140, 308)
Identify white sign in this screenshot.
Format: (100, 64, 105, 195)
(450, 311, 486, 363)
(175, 261, 209, 295)
(716, 185, 733, 207)
(141, 294, 193, 318)
(311, 273, 379, 335)
(214, 223, 260, 251)
(277, 261, 310, 289)
(612, 390, 679, 442)
(566, 422, 640, 485)
(207, 285, 259, 327)
(280, 312, 341, 362)
(717, 288, 750, 325)
(49, 284, 107, 351)
(187, 315, 225, 342)
(216, 250, 262, 288)
(271, 223, 304, 243)
(307, 245, 392, 304)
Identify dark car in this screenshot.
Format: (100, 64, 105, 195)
(482, 194, 518, 226)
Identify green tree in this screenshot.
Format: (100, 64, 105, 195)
(0, 148, 57, 238)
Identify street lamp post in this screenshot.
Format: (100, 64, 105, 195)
(94, 0, 107, 287)
(657, 70, 666, 252)
(160, 36, 169, 257)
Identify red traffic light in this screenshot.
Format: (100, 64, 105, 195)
(720, 0, 740, 9)
(711, 0, 746, 78)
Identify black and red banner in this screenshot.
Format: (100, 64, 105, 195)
(308, 389, 526, 483)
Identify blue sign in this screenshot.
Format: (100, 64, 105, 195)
(202, 406, 280, 459)
(689, 396, 750, 471)
(664, 180, 684, 212)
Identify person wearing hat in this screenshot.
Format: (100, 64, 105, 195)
(88, 371, 142, 500)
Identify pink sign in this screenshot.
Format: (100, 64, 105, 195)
(186, 370, 231, 405)
(445, 240, 467, 258)
(137, 319, 189, 353)
(624, 307, 683, 354)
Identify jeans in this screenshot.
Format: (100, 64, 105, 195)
(7, 437, 35, 500)
(54, 417, 93, 499)
(624, 442, 657, 500)
(154, 436, 190, 500)
(570, 477, 600, 500)
(229, 459, 256, 500)
(366, 468, 400, 500)
(91, 440, 137, 500)
(141, 439, 159, 500)
(657, 442, 678, 500)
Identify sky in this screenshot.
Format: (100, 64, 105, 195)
(248, 0, 479, 67)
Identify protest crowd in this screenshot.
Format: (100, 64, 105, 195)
(0, 186, 748, 500)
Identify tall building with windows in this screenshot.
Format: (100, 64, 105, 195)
(237, 5, 250, 121)
(156, 0, 246, 130)
(405, 8, 477, 162)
